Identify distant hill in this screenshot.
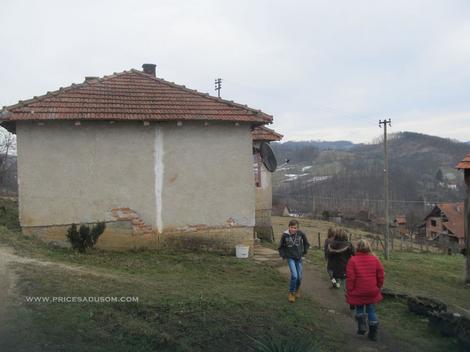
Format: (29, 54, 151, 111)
(271, 140, 357, 164)
(309, 140, 356, 150)
(273, 132, 470, 220)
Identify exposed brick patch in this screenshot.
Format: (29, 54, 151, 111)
(110, 208, 154, 236)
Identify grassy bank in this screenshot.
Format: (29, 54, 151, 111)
(0, 222, 339, 351)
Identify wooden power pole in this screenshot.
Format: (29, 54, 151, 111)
(214, 78, 222, 98)
(456, 154, 470, 284)
(379, 119, 391, 260)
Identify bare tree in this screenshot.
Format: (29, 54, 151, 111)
(0, 127, 16, 188)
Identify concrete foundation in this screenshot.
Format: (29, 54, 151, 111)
(22, 222, 254, 254)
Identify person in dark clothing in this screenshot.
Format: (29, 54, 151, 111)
(278, 219, 310, 303)
(327, 228, 354, 289)
(323, 227, 335, 281)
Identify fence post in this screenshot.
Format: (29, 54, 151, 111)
(318, 232, 321, 249)
(400, 236, 403, 251)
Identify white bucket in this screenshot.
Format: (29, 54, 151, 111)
(235, 245, 250, 258)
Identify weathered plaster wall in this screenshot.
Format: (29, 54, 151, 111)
(255, 163, 274, 240)
(17, 120, 255, 253)
(255, 162, 273, 224)
(160, 121, 255, 230)
(16, 121, 156, 227)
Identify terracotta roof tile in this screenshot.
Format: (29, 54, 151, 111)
(394, 215, 406, 225)
(456, 154, 470, 170)
(438, 202, 464, 240)
(1, 69, 272, 124)
(252, 126, 283, 141)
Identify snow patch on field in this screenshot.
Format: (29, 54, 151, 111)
(307, 176, 331, 183)
(284, 173, 309, 182)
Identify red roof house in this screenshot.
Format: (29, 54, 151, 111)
(0, 64, 274, 253)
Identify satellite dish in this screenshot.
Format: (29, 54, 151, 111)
(260, 142, 277, 172)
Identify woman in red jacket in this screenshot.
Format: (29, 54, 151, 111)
(346, 239, 384, 341)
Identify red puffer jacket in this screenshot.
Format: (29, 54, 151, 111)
(346, 252, 384, 305)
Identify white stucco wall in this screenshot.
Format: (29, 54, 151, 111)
(16, 121, 156, 227)
(256, 163, 273, 210)
(159, 121, 255, 230)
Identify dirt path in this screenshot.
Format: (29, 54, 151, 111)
(0, 245, 129, 333)
(254, 245, 408, 352)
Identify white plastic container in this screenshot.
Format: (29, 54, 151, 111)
(235, 245, 250, 258)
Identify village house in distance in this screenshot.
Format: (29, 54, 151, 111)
(0, 64, 280, 253)
(424, 202, 464, 252)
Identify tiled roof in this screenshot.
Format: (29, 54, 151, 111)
(252, 125, 283, 141)
(439, 202, 464, 240)
(394, 215, 406, 225)
(456, 154, 470, 169)
(0, 69, 272, 124)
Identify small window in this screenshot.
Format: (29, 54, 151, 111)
(431, 219, 437, 227)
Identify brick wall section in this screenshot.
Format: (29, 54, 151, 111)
(22, 208, 254, 253)
(110, 208, 154, 236)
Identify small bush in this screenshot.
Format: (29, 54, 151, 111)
(66, 222, 106, 252)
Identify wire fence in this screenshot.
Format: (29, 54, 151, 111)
(314, 229, 461, 256)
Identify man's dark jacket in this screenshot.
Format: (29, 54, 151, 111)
(278, 230, 310, 260)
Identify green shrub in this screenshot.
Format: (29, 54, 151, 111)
(66, 222, 106, 252)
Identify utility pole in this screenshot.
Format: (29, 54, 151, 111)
(214, 78, 222, 98)
(379, 119, 392, 259)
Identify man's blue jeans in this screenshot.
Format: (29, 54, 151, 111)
(287, 258, 302, 293)
(355, 304, 378, 323)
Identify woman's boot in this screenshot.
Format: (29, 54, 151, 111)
(368, 321, 379, 341)
(355, 313, 367, 335)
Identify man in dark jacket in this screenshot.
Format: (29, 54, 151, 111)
(278, 219, 310, 303)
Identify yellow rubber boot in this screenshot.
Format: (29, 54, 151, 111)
(294, 288, 301, 298)
(288, 292, 296, 303)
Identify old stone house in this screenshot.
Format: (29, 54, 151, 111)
(424, 202, 464, 249)
(0, 64, 274, 253)
(252, 126, 282, 241)
(392, 215, 407, 236)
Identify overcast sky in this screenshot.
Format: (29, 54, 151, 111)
(1, 0, 469, 143)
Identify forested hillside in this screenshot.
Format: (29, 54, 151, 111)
(272, 132, 470, 225)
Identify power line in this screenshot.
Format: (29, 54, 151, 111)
(275, 193, 451, 205)
(310, 196, 438, 204)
